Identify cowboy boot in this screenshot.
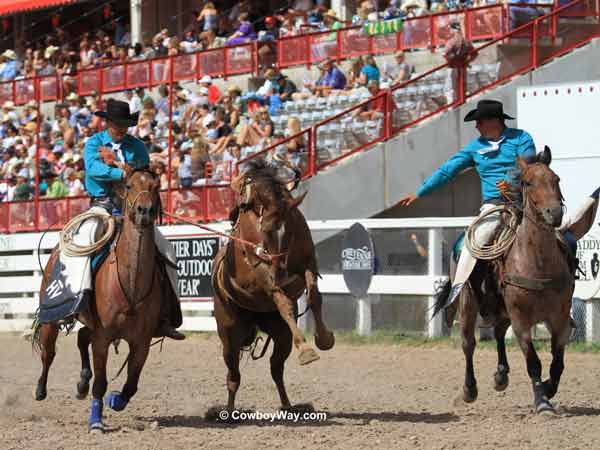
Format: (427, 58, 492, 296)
(154, 262, 185, 341)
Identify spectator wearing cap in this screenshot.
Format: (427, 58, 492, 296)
(315, 59, 346, 94)
(261, 16, 280, 41)
(0, 50, 19, 81)
(199, 75, 222, 105)
(382, 51, 412, 85)
(354, 80, 396, 121)
(13, 168, 32, 201)
(273, 73, 297, 102)
(323, 9, 343, 32)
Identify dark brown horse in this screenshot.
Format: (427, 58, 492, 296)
(436, 148, 574, 414)
(34, 168, 164, 432)
(211, 160, 335, 413)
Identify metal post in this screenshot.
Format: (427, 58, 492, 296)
(34, 78, 41, 232)
(531, 20, 539, 69)
(130, 0, 143, 46)
(357, 296, 372, 336)
(307, 128, 315, 176)
(427, 228, 444, 337)
(167, 55, 174, 223)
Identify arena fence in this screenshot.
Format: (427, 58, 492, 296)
(2, 217, 599, 340)
(240, 0, 600, 179)
(2, 0, 598, 233)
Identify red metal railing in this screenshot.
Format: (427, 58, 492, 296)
(278, 4, 505, 69)
(2, 0, 599, 235)
(0, 4, 536, 106)
(237, 0, 600, 179)
(0, 185, 236, 234)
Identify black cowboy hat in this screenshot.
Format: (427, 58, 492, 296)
(463, 99, 515, 122)
(94, 98, 139, 127)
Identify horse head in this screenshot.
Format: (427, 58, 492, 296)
(115, 166, 161, 229)
(238, 160, 307, 258)
(517, 145, 563, 227)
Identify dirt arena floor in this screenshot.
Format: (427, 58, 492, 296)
(2, 332, 600, 450)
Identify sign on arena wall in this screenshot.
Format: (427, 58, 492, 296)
(341, 223, 376, 298)
(574, 226, 600, 300)
(169, 235, 220, 300)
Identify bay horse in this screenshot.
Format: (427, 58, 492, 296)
(436, 147, 574, 414)
(34, 168, 164, 432)
(211, 160, 335, 414)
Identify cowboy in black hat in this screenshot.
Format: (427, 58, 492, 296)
(77, 98, 185, 340)
(397, 99, 537, 321)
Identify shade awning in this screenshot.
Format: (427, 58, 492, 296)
(0, 0, 76, 17)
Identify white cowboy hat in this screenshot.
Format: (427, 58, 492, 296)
(2, 49, 17, 60)
(25, 100, 37, 108)
(44, 45, 60, 60)
(199, 75, 212, 84)
(2, 101, 15, 110)
(66, 92, 79, 102)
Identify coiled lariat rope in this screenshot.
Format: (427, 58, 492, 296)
(464, 205, 519, 260)
(59, 209, 116, 257)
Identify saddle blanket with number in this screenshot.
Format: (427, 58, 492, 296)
(38, 214, 111, 324)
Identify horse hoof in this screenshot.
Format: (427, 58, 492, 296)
(76, 381, 90, 400)
(541, 380, 557, 400)
(463, 385, 478, 403)
(107, 391, 128, 412)
(493, 372, 509, 392)
(89, 422, 106, 434)
(35, 386, 47, 401)
(536, 401, 556, 415)
(298, 348, 320, 366)
(315, 331, 335, 351)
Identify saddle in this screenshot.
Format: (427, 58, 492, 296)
(37, 217, 120, 325)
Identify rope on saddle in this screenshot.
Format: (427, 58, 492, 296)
(465, 205, 519, 260)
(59, 209, 116, 257)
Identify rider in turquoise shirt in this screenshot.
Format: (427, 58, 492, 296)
(84, 130, 149, 199)
(416, 127, 536, 201)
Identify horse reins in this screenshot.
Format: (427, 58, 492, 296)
(162, 211, 287, 265)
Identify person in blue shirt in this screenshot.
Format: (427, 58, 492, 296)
(0, 50, 19, 81)
(81, 99, 185, 340)
(358, 55, 380, 86)
(398, 99, 537, 314)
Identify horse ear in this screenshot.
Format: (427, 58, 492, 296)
(517, 157, 529, 173)
(288, 191, 307, 210)
(537, 145, 552, 166)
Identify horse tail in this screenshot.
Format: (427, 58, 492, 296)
(432, 277, 452, 318)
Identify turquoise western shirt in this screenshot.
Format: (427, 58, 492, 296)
(83, 130, 149, 198)
(416, 128, 536, 201)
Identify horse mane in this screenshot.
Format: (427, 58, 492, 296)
(243, 159, 284, 188)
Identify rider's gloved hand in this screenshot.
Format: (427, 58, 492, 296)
(99, 146, 116, 165)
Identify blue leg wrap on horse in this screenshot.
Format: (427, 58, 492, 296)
(89, 399, 103, 428)
(107, 391, 128, 412)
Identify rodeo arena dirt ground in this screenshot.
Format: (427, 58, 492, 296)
(2, 333, 600, 450)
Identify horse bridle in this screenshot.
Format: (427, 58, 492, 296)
(237, 177, 288, 267)
(514, 170, 565, 230)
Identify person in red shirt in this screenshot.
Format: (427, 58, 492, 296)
(199, 75, 222, 105)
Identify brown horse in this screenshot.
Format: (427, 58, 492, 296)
(34, 168, 164, 432)
(211, 160, 335, 414)
(436, 147, 574, 414)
